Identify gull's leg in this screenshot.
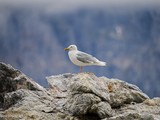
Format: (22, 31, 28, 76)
(80, 66, 83, 72)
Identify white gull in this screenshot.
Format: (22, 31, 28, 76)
(64, 45, 106, 72)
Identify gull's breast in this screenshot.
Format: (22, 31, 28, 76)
(68, 51, 86, 66)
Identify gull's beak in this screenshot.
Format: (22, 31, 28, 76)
(64, 47, 69, 51)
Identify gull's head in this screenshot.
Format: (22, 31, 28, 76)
(64, 45, 77, 51)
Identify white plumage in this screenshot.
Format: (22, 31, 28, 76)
(64, 45, 106, 72)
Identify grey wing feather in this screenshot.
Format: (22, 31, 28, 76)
(76, 52, 98, 63)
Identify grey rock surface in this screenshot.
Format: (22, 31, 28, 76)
(0, 62, 160, 120)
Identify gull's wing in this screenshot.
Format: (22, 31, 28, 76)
(76, 51, 98, 64)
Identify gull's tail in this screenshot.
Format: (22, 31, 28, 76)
(97, 61, 106, 66)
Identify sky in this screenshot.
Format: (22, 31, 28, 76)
(0, 0, 160, 12)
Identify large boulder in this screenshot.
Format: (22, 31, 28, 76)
(0, 62, 160, 120)
(47, 73, 150, 119)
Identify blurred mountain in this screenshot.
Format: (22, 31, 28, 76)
(0, 7, 160, 97)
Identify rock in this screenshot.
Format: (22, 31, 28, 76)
(0, 62, 46, 110)
(0, 62, 160, 120)
(104, 112, 155, 120)
(0, 62, 45, 92)
(95, 102, 113, 118)
(66, 93, 101, 115)
(103, 98, 160, 120)
(1, 89, 56, 120)
(47, 72, 150, 119)
(68, 73, 110, 101)
(143, 98, 160, 106)
(99, 77, 149, 107)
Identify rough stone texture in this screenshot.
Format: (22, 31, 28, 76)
(0, 62, 160, 120)
(99, 77, 149, 107)
(103, 98, 160, 120)
(0, 62, 45, 110)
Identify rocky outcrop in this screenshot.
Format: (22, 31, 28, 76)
(0, 62, 160, 120)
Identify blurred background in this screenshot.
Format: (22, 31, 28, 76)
(0, 0, 160, 97)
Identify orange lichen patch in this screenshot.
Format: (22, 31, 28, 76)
(107, 83, 114, 92)
(143, 99, 156, 106)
